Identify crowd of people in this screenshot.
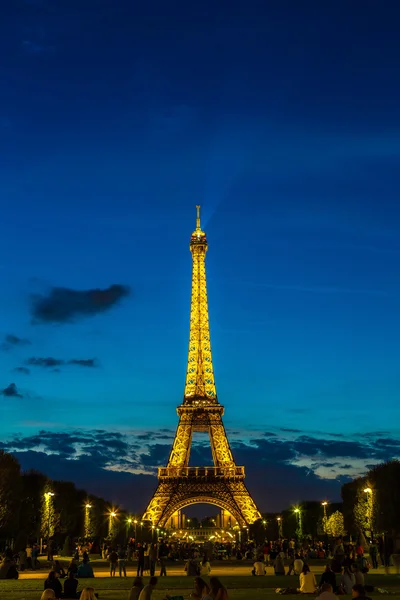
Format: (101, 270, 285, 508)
(1, 534, 398, 600)
(37, 574, 229, 600)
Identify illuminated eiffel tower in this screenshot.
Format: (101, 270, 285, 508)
(143, 206, 261, 528)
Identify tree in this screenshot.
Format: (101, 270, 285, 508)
(19, 470, 47, 544)
(369, 461, 400, 534)
(325, 511, 346, 537)
(0, 451, 22, 539)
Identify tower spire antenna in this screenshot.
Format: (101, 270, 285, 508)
(196, 205, 201, 230)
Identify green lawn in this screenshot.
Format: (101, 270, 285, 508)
(1, 575, 400, 600)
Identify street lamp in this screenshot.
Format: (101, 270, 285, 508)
(294, 507, 302, 539)
(43, 491, 55, 555)
(277, 516, 283, 538)
(84, 503, 92, 538)
(321, 501, 328, 537)
(363, 487, 374, 539)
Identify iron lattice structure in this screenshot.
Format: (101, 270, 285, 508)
(143, 206, 261, 527)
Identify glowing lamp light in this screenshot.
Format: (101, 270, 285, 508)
(110, 512, 116, 517)
(321, 501, 328, 506)
(86, 504, 92, 509)
(364, 487, 372, 493)
(127, 518, 132, 523)
(277, 517, 281, 521)
(294, 508, 300, 513)
(134, 520, 138, 524)
(45, 492, 55, 497)
(262, 520, 266, 524)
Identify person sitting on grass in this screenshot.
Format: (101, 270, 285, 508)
(206, 577, 229, 600)
(299, 564, 317, 594)
(352, 584, 372, 600)
(340, 567, 355, 595)
(67, 559, 78, 577)
(64, 570, 79, 599)
(41, 591, 56, 600)
(190, 576, 210, 599)
(77, 558, 94, 578)
(316, 583, 338, 600)
(129, 576, 144, 600)
(252, 557, 266, 576)
(0, 549, 19, 579)
(352, 564, 365, 586)
(53, 560, 66, 579)
(138, 576, 158, 600)
(44, 571, 62, 599)
(79, 587, 97, 600)
(274, 553, 285, 576)
(319, 565, 336, 591)
(287, 553, 302, 576)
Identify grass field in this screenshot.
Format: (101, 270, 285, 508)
(1, 574, 400, 600)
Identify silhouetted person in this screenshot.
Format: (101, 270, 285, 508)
(44, 571, 62, 599)
(64, 571, 79, 599)
(137, 545, 145, 577)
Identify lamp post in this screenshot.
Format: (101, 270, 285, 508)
(127, 517, 132, 538)
(277, 516, 283, 538)
(43, 492, 55, 557)
(321, 501, 328, 534)
(363, 487, 374, 539)
(151, 525, 155, 542)
(294, 507, 302, 540)
(85, 503, 92, 538)
(109, 511, 117, 537)
(134, 519, 138, 540)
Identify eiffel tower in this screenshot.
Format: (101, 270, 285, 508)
(143, 206, 261, 528)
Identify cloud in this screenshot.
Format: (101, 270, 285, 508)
(31, 284, 131, 323)
(67, 359, 98, 368)
(1, 383, 23, 398)
(1, 334, 31, 351)
(13, 367, 30, 375)
(26, 357, 64, 368)
(26, 357, 98, 369)
(2, 428, 400, 512)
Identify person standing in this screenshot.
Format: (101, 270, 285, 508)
(18, 549, 27, 572)
(25, 546, 32, 570)
(158, 541, 168, 577)
(369, 541, 378, 569)
(118, 547, 127, 577)
(137, 544, 145, 577)
(148, 544, 157, 577)
(108, 549, 118, 577)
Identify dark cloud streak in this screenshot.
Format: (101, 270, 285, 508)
(31, 284, 130, 323)
(1, 383, 23, 398)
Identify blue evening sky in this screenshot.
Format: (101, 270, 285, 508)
(0, 0, 399, 511)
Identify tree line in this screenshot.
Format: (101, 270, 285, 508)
(251, 461, 400, 543)
(0, 450, 137, 549)
(1, 448, 399, 548)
